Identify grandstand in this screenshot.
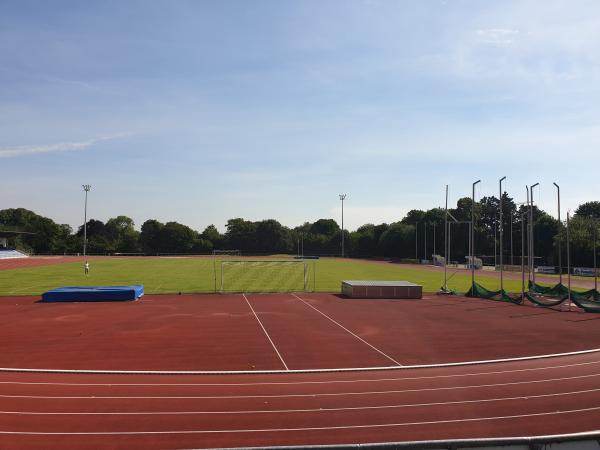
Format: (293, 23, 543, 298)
(0, 230, 31, 259)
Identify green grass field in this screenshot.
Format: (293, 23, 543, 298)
(0, 257, 530, 296)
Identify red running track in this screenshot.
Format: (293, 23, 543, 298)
(2, 293, 600, 370)
(1, 351, 599, 449)
(1, 292, 600, 448)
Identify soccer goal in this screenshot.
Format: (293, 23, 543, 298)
(220, 260, 309, 293)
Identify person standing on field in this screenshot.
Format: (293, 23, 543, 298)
(84, 260, 90, 275)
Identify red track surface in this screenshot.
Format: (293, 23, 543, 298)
(0, 256, 80, 271)
(1, 293, 600, 448)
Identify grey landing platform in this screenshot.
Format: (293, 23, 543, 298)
(341, 280, 423, 299)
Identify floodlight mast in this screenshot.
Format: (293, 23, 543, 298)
(82, 185, 91, 259)
(553, 182, 562, 284)
(471, 180, 481, 289)
(339, 194, 347, 257)
(499, 176, 506, 293)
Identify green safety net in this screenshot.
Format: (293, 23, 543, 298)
(457, 280, 600, 312)
(529, 281, 600, 312)
(464, 282, 523, 304)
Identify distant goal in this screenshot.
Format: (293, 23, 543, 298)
(220, 260, 309, 293)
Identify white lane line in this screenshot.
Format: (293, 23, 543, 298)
(1, 387, 599, 415)
(2, 358, 600, 387)
(242, 293, 289, 371)
(1, 407, 600, 435)
(2, 372, 598, 400)
(291, 293, 402, 366)
(2, 348, 599, 375)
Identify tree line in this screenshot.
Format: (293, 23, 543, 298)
(1, 197, 599, 267)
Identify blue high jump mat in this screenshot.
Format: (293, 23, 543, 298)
(42, 285, 144, 302)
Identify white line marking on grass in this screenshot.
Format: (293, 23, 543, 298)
(243, 293, 289, 371)
(291, 293, 402, 366)
(4, 372, 597, 400)
(1, 408, 600, 435)
(1, 387, 599, 415)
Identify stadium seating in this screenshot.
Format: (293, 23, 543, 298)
(0, 248, 28, 259)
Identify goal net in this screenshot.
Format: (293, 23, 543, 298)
(220, 260, 309, 293)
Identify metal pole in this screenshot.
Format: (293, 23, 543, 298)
(526, 185, 530, 287)
(521, 213, 525, 302)
(433, 222, 436, 257)
(82, 184, 91, 259)
(499, 176, 506, 292)
(510, 210, 514, 266)
(471, 180, 481, 289)
(424, 222, 427, 262)
(553, 182, 562, 284)
(415, 223, 418, 260)
(339, 194, 346, 257)
(530, 182, 539, 286)
(593, 220, 597, 293)
(444, 185, 448, 291)
(567, 211, 572, 308)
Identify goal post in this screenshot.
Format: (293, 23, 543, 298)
(220, 260, 310, 293)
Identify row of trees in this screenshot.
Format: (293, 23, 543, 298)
(1, 198, 599, 267)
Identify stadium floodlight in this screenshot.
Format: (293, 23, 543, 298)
(82, 185, 91, 259)
(530, 182, 540, 285)
(499, 176, 506, 293)
(339, 194, 347, 257)
(471, 180, 481, 289)
(553, 182, 562, 284)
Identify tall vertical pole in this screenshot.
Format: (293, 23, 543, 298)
(521, 212, 525, 302)
(424, 222, 427, 261)
(433, 222, 436, 257)
(526, 185, 530, 287)
(530, 182, 539, 286)
(415, 224, 418, 260)
(567, 211, 572, 308)
(471, 180, 481, 289)
(499, 176, 506, 292)
(82, 184, 91, 259)
(444, 185, 448, 291)
(553, 183, 562, 284)
(510, 210, 514, 266)
(339, 194, 347, 257)
(593, 220, 597, 293)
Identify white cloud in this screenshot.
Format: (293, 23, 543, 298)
(0, 133, 130, 158)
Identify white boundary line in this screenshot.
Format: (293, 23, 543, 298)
(3, 372, 598, 400)
(290, 293, 402, 366)
(0, 406, 599, 435)
(1, 386, 599, 415)
(243, 293, 289, 371)
(2, 358, 600, 386)
(1, 347, 599, 375)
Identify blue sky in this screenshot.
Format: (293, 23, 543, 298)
(2, 0, 600, 232)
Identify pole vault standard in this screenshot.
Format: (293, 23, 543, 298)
(471, 180, 481, 289)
